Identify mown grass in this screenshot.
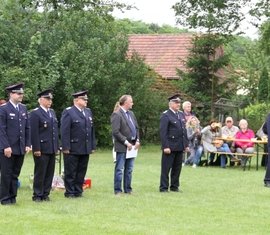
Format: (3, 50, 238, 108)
(0, 145, 270, 235)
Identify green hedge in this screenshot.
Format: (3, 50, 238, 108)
(241, 102, 270, 132)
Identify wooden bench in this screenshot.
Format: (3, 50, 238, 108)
(205, 151, 256, 171)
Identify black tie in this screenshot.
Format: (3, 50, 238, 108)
(15, 105, 19, 112)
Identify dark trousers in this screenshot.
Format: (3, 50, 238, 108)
(0, 153, 24, 203)
(261, 144, 268, 167)
(64, 154, 89, 197)
(159, 151, 183, 191)
(33, 154, 55, 199)
(264, 154, 270, 184)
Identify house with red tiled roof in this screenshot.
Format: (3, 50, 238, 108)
(127, 34, 226, 107)
(127, 34, 194, 80)
(127, 33, 200, 103)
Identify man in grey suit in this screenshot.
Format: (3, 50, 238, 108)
(111, 95, 140, 195)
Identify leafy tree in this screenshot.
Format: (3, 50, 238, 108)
(176, 34, 232, 122)
(225, 36, 270, 104)
(249, 0, 270, 20)
(173, 0, 246, 118)
(258, 67, 269, 102)
(115, 19, 153, 34)
(0, 0, 166, 146)
(249, 1, 270, 55)
(225, 36, 256, 68)
(173, 0, 248, 35)
(260, 20, 270, 55)
(114, 18, 187, 34)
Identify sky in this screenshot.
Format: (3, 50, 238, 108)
(112, 0, 260, 39)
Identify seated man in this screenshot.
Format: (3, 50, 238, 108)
(222, 116, 240, 166)
(221, 116, 239, 152)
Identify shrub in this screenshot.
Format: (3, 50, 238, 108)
(240, 102, 269, 131)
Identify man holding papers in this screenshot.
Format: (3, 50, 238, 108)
(111, 95, 140, 195)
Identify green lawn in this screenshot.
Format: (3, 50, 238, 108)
(0, 145, 270, 235)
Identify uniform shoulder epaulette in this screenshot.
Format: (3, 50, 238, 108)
(20, 103, 26, 107)
(66, 107, 72, 110)
(0, 103, 7, 106)
(163, 110, 168, 114)
(33, 107, 39, 111)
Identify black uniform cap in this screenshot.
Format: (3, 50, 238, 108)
(5, 83, 24, 94)
(37, 89, 53, 99)
(168, 93, 181, 103)
(72, 90, 88, 100)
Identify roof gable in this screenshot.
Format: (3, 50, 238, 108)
(127, 34, 194, 79)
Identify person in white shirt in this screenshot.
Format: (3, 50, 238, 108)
(222, 117, 239, 137)
(221, 116, 239, 152)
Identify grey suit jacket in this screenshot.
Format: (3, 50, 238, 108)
(111, 108, 139, 152)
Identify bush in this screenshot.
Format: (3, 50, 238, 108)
(240, 102, 269, 131)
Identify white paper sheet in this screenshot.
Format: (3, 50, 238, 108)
(126, 146, 138, 159)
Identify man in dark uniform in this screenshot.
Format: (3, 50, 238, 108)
(0, 83, 31, 205)
(159, 94, 188, 193)
(111, 95, 140, 195)
(30, 89, 59, 202)
(263, 119, 270, 187)
(60, 91, 96, 198)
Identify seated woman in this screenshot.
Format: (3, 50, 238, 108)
(234, 119, 255, 166)
(201, 119, 237, 168)
(183, 116, 203, 168)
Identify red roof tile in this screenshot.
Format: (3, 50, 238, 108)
(127, 34, 194, 79)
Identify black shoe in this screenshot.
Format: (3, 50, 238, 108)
(160, 190, 169, 193)
(1, 199, 12, 205)
(32, 197, 43, 202)
(10, 198, 16, 204)
(170, 188, 183, 193)
(264, 183, 270, 188)
(65, 194, 76, 198)
(43, 196, 50, 201)
(170, 188, 179, 192)
(125, 191, 133, 195)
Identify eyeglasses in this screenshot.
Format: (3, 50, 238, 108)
(226, 120, 232, 123)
